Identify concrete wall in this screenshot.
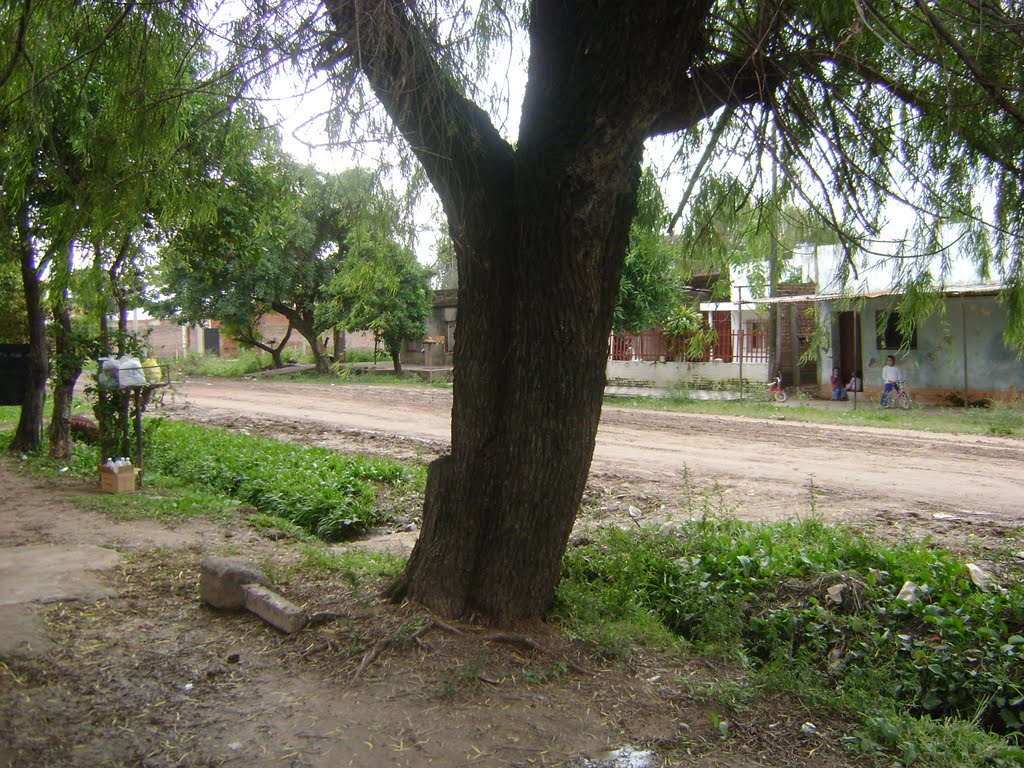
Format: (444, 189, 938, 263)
(824, 294, 1022, 403)
(607, 360, 771, 390)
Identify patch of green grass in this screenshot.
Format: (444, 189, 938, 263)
(607, 394, 1024, 438)
(296, 544, 406, 587)
(298, 368, 452, 388)
(339, 348, 381, 364)
(522, 662, 569, 685)
(252, 513, 316, 542)
(0, 405, 22, 427)
(555, 518, 1024, 766)
(144, 419, 420, 540)
(74, 481, 242, 521)
(174, 350, 271, 377)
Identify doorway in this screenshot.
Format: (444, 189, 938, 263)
(837, 311, 862, 387)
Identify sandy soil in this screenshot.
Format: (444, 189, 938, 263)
(2, 376, 1020, 767)
(166, 377, 1024, 560)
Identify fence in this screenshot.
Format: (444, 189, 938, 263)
(610, 330, 769, 363)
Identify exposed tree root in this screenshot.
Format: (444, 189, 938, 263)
(306, 610, 347, 627)
(350, 616, 600, 682)
(352, 637, 392, 681)
(418, 618, 598, 676)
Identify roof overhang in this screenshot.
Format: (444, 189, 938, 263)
(738, 283, 1006, 306)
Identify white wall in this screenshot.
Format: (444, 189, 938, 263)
(607, 360, 771, 388)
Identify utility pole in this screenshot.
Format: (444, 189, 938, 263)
(768, 121, 781, 383)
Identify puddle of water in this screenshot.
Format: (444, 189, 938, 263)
(574, 745, 658, 768)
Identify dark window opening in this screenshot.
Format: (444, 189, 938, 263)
(876, 311, 917, 350)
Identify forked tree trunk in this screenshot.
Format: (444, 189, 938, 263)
(49, 243, 81, 461)
(273, 304, 328, 372)
(328, 0, 726, 625)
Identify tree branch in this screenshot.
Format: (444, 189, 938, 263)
(651, 53, 797, 136)
(321, 0, 513, 232)
(912, 0, 1024, 130)
(0, 0, 31, 90)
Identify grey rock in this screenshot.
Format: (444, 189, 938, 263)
(199, 557, 270, 609)
(242, 583, 308, 634)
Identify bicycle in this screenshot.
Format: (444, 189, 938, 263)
(767, 371, 788, 402)
(880, 380, 911, 409)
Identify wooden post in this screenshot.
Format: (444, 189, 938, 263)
(134, 388, 144, 489)
(790, 306, 801, 387)
(961, 295, 969, 411)
(737, 286, 744, 399)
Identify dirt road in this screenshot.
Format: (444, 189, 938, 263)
(167, 377, 1024, 554)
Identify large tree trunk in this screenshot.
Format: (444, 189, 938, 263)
(328, 0, 724, 625)
(389, 149, 640, 624)
(48, 242, 81, 461)
(388, 342, 403, 375)
(10, 203, 47, 454)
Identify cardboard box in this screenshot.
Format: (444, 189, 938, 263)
(100, 465, 137, 493)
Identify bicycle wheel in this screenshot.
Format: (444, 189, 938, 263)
(897, 391, 911, 409)
(773, 389, 788, 403)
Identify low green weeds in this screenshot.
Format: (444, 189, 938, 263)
(175, 350, 271, 377)
(610, 395, 1024, 438)
(555, 518, 1024, 765)
(297, 544, 406, 586)
(144, 419, 420, 540)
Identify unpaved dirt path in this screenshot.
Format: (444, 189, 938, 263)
(167, 377, 1024, 555)
(0, 463, 867, 768)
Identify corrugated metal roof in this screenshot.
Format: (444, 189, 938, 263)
(704, 284, 1007, 309)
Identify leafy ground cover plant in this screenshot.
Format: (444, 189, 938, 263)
(555, 518, 1024, 764)
(143, 419, 418, 539)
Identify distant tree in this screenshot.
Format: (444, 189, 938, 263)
(0, 256, 26, 343)
(324, 240, 433, 373)
(157, 161, 402, 373)
(0, 1, 240, 457)
(430, 229, 458, 291)
(613, 168, 677, 333)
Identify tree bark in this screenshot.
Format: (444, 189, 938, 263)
(48, 242, 81, 461)
(272, 303, 328, 372)
(10, 202, 47, 454)
(388, 343, 402, 375)
(327, 0, 738, 625)
(333, 328, 345, 361)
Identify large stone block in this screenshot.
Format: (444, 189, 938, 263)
(241, 583, 308, 634)
(199, 557, 270, 609)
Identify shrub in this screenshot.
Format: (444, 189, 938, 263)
(557, 519, 1024, 736)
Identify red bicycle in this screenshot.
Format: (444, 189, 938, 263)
(767, 372, 788, 402)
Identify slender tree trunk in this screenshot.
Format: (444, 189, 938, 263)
(48, 241, 81, 461)
(333, 328, 345, 361)
(389, 343, 402, 374)
(10, 203, 47, 454)
(109, 232, 132, 355)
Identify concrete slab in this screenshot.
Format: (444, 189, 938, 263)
(0, 544, 120, 605)
(241, 583, 308, 634)
(0, 604, 55, 659)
